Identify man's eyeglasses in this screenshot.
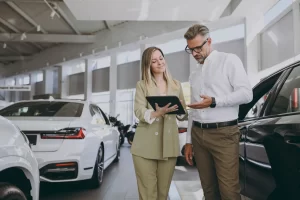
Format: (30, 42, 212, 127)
(185, 38, 208, 54)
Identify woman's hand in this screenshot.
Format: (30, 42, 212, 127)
(152, 103, 178, 118)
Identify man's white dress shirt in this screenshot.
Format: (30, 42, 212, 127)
(186, 50, 253, 144)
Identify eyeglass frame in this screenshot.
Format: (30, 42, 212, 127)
(185, 38, 209, 54)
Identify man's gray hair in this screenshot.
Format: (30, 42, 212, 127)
(184, 24, 210, 40)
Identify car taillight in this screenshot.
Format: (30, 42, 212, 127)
(178, 128, 187, 133)
(41, 128, 86, 139)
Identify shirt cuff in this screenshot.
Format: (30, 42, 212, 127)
(215, 96, 224, 107)
(144, 109, 156, 124)
(186, 131, 192, 144)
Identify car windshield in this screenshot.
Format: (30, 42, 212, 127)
(0, 101, 84, 117)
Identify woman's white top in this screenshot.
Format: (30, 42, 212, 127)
(144, 93, 166, 124)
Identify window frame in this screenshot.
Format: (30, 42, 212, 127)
(238, 69, 286, 121)
(264, 65, 300, 118)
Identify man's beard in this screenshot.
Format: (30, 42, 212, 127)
(196, 55, 207, 64)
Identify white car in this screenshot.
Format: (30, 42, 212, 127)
(0, 116, 39, 200)
(0, 99, 120, 188)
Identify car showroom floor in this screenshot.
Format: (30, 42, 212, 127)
(39, 142, 251, 200)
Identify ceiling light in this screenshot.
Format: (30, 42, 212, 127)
(20, 33, 27, 41)
(3, 43, 6, 49)
(37, 25, 41, 32)
(50, 10, 56, 19)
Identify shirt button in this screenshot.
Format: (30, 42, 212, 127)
(155, 132, 158, 135)
(156, 118, 159, 122)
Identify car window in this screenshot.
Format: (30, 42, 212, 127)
(245, 92, 270, 119)
(96, 106, 110, 125)
(270, 66, 300, 115)
(0, 101, 83, 117)
(238, 71, 283, 120)
(91, 105, 106, 125)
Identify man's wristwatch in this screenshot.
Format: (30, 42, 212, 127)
(210, 97, 216, 108)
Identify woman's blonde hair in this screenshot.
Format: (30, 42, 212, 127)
(141, 46, 179, 89)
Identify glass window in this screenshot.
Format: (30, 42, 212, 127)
(0, 101, 84, 117)
(245, 92, 270, 119)
(23, 76, 30, 85)
(270, 66, 300, 115)
(91, 104, 107, 125)
(36, 73, 43, 82)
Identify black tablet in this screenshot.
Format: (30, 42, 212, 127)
(146, 95, 186, 115)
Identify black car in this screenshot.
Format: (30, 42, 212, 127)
(238, 61, 300, 200)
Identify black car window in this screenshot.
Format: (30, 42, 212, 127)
(238, 71, 283, 120)
(245, 92, 270, 119)
(0, 101, 83, 117)
(270, 66, 300, 115)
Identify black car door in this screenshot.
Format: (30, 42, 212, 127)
(238, 69, 287, 199)
(243, 65, 300, 200)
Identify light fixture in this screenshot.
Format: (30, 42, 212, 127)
(50, 10, 56, 19)
(105, 46, 108, 51)
(37, 25, 41, 32)
(3, 43, 6, 49)
(20, 33, 27, 41)
(79, 53, 83, 57)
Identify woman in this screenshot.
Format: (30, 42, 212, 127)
(131, 46, 188, 200)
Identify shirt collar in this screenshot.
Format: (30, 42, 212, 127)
(205, 50, 217, 64)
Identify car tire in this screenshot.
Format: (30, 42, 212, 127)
(88, 145, 104, 189)
(113, 143, 120, 163)
(120, 134, 125, 146)
(0, 183, 27, 200)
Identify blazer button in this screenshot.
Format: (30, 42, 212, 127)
(155, 132, 158, 135)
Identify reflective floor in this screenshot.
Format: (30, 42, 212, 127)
(39, 143, 141, 200)
(39, 143, 251, 200)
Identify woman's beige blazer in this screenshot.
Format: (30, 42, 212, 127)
(130, 79, 188, 160)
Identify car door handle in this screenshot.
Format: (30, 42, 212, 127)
(284, 136, 300, 144)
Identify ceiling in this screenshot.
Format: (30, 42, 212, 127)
(0, 0, 125, 65)
(64, 0, 231, 21)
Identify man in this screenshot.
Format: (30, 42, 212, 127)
(183, 24, 253, 200)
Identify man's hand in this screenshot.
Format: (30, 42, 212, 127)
(185, 144, 193, 166)
(187, 95, 212, 109)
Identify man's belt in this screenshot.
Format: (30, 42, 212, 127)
(193, 119, 238, 129)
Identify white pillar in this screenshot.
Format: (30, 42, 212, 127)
(109, 53, 117, 116)
(15, 76, 22, 102)
(245, 15, 264, 86)
(43, 69, 54, 94)
(30, 73, 37, 100)
(84, 59, 93, 100)
(58, 65, 70, 98)
(0, 79, 5, 101)
(293, 1, 300, 56)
